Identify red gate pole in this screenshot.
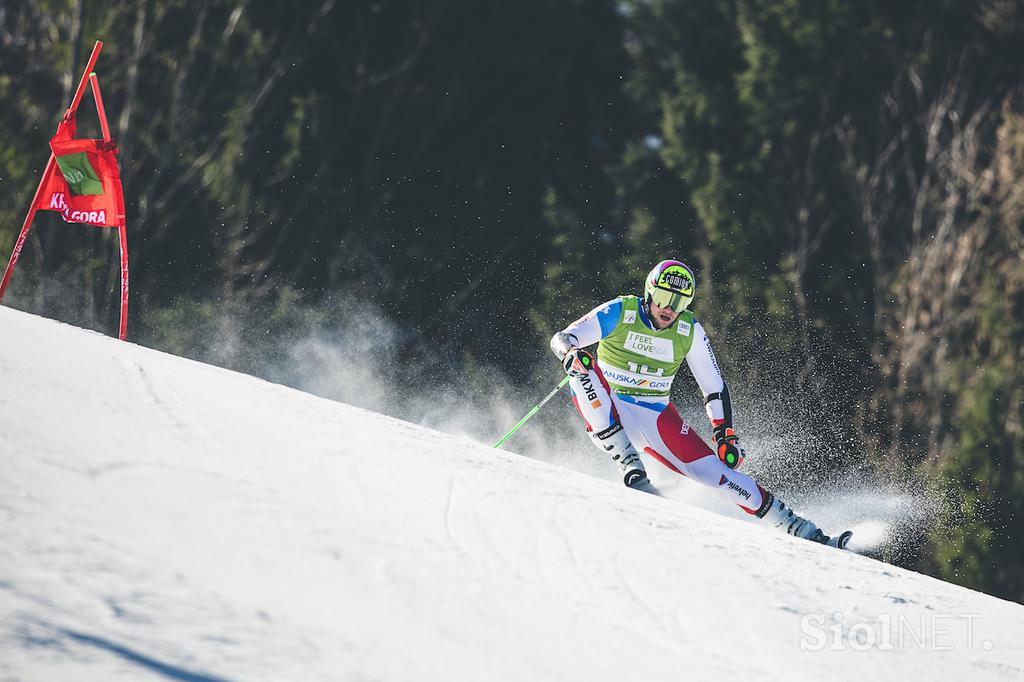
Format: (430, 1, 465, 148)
(88, 73, 112, 141)
(88, 71, 128, 341)
(67, 42, 103, 120)
(117, 224, 128, 340)
(0, 154, 56, 303)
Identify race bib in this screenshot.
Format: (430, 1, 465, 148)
(623, 331, 674, 361)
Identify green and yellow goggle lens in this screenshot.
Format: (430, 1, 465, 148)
(648, 265, 695, 312)
(648, 287, 693, 313)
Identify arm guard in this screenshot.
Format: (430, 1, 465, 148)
(550, 331, 579, 360)
(704, 382, 734, 430)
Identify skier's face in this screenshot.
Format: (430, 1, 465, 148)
(649, 301, 679, 329)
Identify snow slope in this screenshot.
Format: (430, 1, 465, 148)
(1, 306, 1022, 681)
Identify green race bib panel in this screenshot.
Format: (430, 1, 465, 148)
(597, 296, 695, 396)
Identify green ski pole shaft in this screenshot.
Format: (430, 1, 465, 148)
(493, 376, 570, 448)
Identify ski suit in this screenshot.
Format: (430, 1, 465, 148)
(551, 295, 769, 515)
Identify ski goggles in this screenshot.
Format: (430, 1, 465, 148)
(648, 287, 693, 313)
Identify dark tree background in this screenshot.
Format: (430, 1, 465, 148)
(2, 0, 1023, 601)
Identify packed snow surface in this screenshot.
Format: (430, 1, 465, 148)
(1, 306, 1022, 681)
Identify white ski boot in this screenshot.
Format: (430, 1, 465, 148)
(590, 422, 648, 488)
(754, 492, 852, 549)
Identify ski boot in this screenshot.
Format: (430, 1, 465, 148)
(755, 492, 852, 550)
(615, 450, 648, 489)
(590, 422, 648, 488)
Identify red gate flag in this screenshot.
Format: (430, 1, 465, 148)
(35, 116, 126, 228)
(0, 41, 130, 340)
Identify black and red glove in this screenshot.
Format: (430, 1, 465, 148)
(713, 423, 744, 469)
(562, 348, 596, 378)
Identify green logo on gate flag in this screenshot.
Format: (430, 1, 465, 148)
(56, 152, 104, 195)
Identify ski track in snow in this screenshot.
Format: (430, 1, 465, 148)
(1, 305, 1023, 681)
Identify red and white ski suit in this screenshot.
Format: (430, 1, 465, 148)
(552, 298, 769, 515)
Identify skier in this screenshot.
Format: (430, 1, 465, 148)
(550, 259, 850, 548)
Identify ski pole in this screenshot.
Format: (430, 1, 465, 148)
(493, 376, 570, 448)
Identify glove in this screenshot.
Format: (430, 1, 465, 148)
(713, 423, 744, 469)
(562, 348, 596, 379)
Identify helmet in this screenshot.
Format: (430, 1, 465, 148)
(643, 259, 696, 313)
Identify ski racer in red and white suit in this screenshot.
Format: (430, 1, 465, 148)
(549, 259, 850, 548)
